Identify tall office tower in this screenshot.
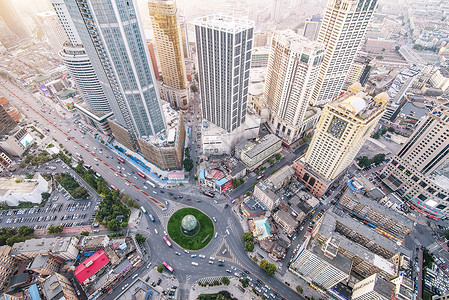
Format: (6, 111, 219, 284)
(381, 105, 449, 219)
(303, 17, 321, 41)
(148, 0, 188, 110)
(33, 11, 67, 54)
(62, 0, 166, 147)
(178, 16, 190, 58)
(0, 102, 17, 135)
(51, 0, 111, 116)
(194, 15, 254, 133)
(264, 30, 324, 145)
(293, 84, 388, 197)
(0, 0, 31, 40)
(309, 0, 378, 107)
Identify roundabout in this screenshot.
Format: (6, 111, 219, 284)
(167, 208, 214, 250)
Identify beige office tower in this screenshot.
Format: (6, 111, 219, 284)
(381, 105, 449, 219)
(310, 0, 377, 107)
(293, 83, 388, 197)
(264, 30, 324, 144)
(149, 0, 188, 110)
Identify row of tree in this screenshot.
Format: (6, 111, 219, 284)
(356, 153, 386, 168)
(0, 226, 34, 246)
(54, 173, 89, 199)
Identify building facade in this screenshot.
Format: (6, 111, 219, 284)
(63, 0, 166, 150)
(149, 0, 188, 110)
(253, 182, 280, 211)
(381, 104, 449, 218)
(0, 151, 11, 172)
(0, 102, 17, 135)
(194, 14, 254, 133)
(264, 30, 324, 144)
(239, 134, 282, 170)
(0, 246, 17, 291)
(41, 273, 78, 300)
(310, 0, 378, 107)
(294, 85, 388, 197)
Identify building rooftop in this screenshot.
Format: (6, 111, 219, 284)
(11, 237, 58, 256)
(194, 14, 255, 33)
(308, 241, 352, 275)
(274, 210, 298, 228)
(252, 217, 272, 240)
(242, 134, 281, 159)
(266, 165, 294, 188)
(256, 183, 279, 202)
(0, 175, 41, 196)
(242, 197, 266, 215)
(51, 236, 77, 254)
(399, 101, 429, 120)
(29, 255, 50, 271)
(41, 274, 65, 300)
(75, 249, 110, 284)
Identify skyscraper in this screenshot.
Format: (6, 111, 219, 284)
(381, 104, 449, 219)
(51, 0, 111, 115)
(293, 83, 388, 197)
(148, 0, 188, 110)
(303, 17, 321, 41)
(194, 14, 254, 133)
(33, 11, 67, 54)
(63, 0, 166, 148)
(264, 30, 324, 144)
(310, 0, 378, 107)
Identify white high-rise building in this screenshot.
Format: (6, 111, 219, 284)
(33, 11, 66, 53)
(310, 0, 378, 107)
(194, 15, 254, 133)
(264, 30, 324, 144)
(51, 0, 111, 115)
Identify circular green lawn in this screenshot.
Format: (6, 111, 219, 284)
(167, 208, 214, 250)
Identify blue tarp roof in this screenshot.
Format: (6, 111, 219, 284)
(199, 169, 205, 180)
(215, 178, 228, 187)
(28, 284, 41, 300)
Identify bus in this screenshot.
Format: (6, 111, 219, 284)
(110, 185, 118, 190)
(140, 206, 147, 214)
(162, 261, 174, 273)
(162, 236, 172, 247)
(146, 180, 156, 188)
(203, 191, 215, 198)
(149, 214, 155, 222)
(94, 172, 102, 178)
(117, 157, 125, 163)
(137, 172, 146, 179)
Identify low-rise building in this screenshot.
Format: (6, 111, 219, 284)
(0, 173, 49, 207)
(41, 273, 78, 300)
(289, 237, 352, 290)
(240, 197, 266, 218)
(75, 249, 110, 285)
(264, 165, 294, 191)
(239, 134, 282, 170)
(248, 217, 272, 241)
(29, 255, 61, 275)
(0, 127, 32, 157)
(253, 183, 280, 211)
(352, 273, 395, 300)
(272, 209, 298, 235)
(10, 236, 79, 261)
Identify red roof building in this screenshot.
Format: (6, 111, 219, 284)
(74, 249, 110, 284)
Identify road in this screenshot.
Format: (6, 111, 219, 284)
(1, 79, 303, 300)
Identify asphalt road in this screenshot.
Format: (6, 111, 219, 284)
(1, 80, 303, 300)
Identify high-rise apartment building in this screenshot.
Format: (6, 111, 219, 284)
(303, 17, 321, 41)
(381, 104, 449, 219)
(0, 246, 17, 291)
(264, 30, 324, 144)
(33, 11, 67, 54)
(310, 0, 377, 107)
(293, 84, 388, 197)
(0, 102, 17, 135)
(149, 0, 188, 110)
(52, 0, 111, 115)
(194, 14, 254, 133)
(63, 0, 166, 146)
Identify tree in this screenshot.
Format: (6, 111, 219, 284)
(260, 259, 268, 270)
(245, 191, 251, 197)
(245, 241, 254, 252)
(48, 225, 63, 234)
(18, 226, 34, 236)
(240, 278, 249, 288)
(80, 231, 89, 236)
(242, 232, 254, 243)
(107, 219, 120, 231)
(265, 263, 277, 275)
(372, 153, 386, 165)
(445, 229, 449, 240)
(357, 156, 371, 168)
(275, 153, 282, 160)
(135, 233, 146, 244)
(269, 158, 275, 165)
(296, 285, 303, 294)
(190, 85, 198, 93)
(157, 265, 164, 273)
(183, 158, 194, 171)
(221, 277, 230, 285)
(41, 192, 50, 201)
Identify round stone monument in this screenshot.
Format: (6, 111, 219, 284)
(181, 214, 199, 236)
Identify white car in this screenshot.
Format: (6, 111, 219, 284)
(191, 262, 198, 266)
(143, 186, 148, 189)
(125, 182, 130, 186)
(163, 231, 167, 236)
(154, 229, 158, 234)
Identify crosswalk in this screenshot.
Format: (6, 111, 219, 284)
(196, 275, 232, 284)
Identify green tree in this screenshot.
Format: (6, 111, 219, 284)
(275, 153, 282, 160)
(221, 277, 230, 286)
(252, 256, 258, 262)
(157, 265, 164, 273)
(48, 225, 63, 234)
(245, 241, 254, 252)
(245, 191, 251, 197)
(135, 233, 146, 244)
(18, 226, 34, 236)
(357, 156, 371, 168)
(296, 285, 303, 294)
(260, 259, 268, 270)
(107, 219, 120, 231)
(190, 85, 198, 93)
(372, 153, 386, 165)
(80, 231, 89, 236)
(240, 278, 249, 288)
(41, 192, 50, 201)
(269, 158, 275, 165)
(265, 263, 277, 275)
(242, 232, 254, 243)
(183, 158, 194, 171)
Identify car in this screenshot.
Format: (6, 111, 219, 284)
(191, 262, 198, 266)
(212, 217, 217, 222)
(199, 254, 205, 259)
(125, 182, 130, 186)
(208, 261, 214, 264)
(153, 191, 158, 195)
(184, 250, 190, 254)
(154, 229, 158, 234)
(231, 266, 237, 271)
(191, 254, 197, 258)
(143, 185, 148, 189)
(163, 230, 167, 236)
(187, 197, 191, 200)
(175, 251, 181, 256)
(157, 278, 162, 285)
(226, 269, 232, 273)
(122, 284, 129, 290)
